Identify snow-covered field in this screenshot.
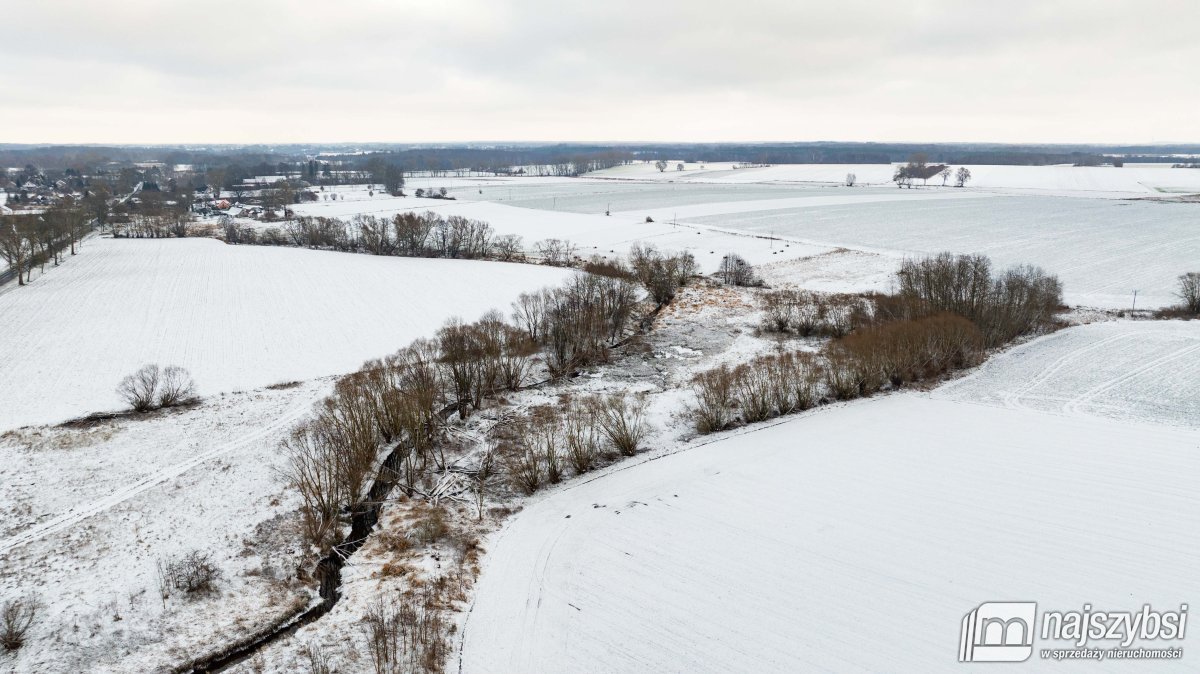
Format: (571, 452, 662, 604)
(291, 195, 842, 274)
(297, 179, 1197, 309)
(0, 237, 572, 430)
(460, 389, 1200, 672)
(685, 195, 1198, 308)
(591, 161, 1200, 198)
(935, 320, 1200, 428)
(0, 381, 328, 673)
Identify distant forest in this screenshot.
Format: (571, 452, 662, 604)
(3, 141, 1199, 177)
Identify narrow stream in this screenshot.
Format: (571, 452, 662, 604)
(182, 442, 407, 673)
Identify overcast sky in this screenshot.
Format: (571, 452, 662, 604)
(2, 0, 1197, 144)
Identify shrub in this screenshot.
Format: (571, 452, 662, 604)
(629, 243, 697, 306)
(763, 351, 819, 414)
(303, 643, 333, 674)
(732, 363, 773, 423)
(759, 290, 865, 337)
(822, 313, 984, 394)
(1, 596, 40, 652)
(596, 393, 647, 456)
(412, 508, 448, 545)
(503, 427, 543, 495)
(823, 351, 865, 400)
(362, 589, 449, 674)
(563, 401, 600, 473)
(158, 550, 222, 599)
(690, 365, 735, 433)
(527, 410, 563, 484)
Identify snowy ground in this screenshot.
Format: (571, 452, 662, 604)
(4, 161, 1198, 673)
(683, 195, 1198, 309)
(935, 320, 1200, 429)
(295, 175, 1199, 309)
(459, 391, 1200, 672)
(0, 380, 328, 673)
(0, 237, 571, 430)
(291, 195, 847, 275)
(591, 161, 1200, 198)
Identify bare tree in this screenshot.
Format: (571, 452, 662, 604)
(534, 238, 576, 266)
(117, 364, 161, 412)
(718, 253, 756, 286)
(492, 234, 525, 262)
(1177, 272, 1200, 314)
(280, 422, 344, 547)
(157, 366, 196, 407)
(845, 172, 856, 187)
(939, 166, 952, 186)
(654, 160, 668, 173)
(955, 167, 972, 187)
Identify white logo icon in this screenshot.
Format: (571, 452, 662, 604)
(960, 602, 1037, 662)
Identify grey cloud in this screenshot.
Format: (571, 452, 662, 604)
(1, 0, 1197, 143)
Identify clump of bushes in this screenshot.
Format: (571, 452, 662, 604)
(116, 364, 197, 412)
(892, 253, 1062, 347)
(629, 243, 697, 306)
(157, 550, 222, 602)
(499, 392, 647, 495)
(760, 289, 867, 337)
(823, 313, 984, 398)
(691, 253, 1060, 435)
(362, 583, 450, 674)
(689, 352, 820, 432)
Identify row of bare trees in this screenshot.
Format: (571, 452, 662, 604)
(222, 212, 581, 267)
(110, 212, 192, 239)
(0, 200, 93, 285)
(692, 253, 1061, 433)
(283, 262, 670, 547)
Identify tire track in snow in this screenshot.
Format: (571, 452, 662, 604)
(1000, 332, 1135, 411)
(1061, 341, 1200, 418)
(0, 392, 316, 554)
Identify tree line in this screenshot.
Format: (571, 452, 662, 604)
(282, 249, 693, 547)
(0, 200, 93, 286)
(690, 253, 1063, 433)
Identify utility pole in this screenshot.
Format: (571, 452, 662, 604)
(1132, 289, 1139, 312)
